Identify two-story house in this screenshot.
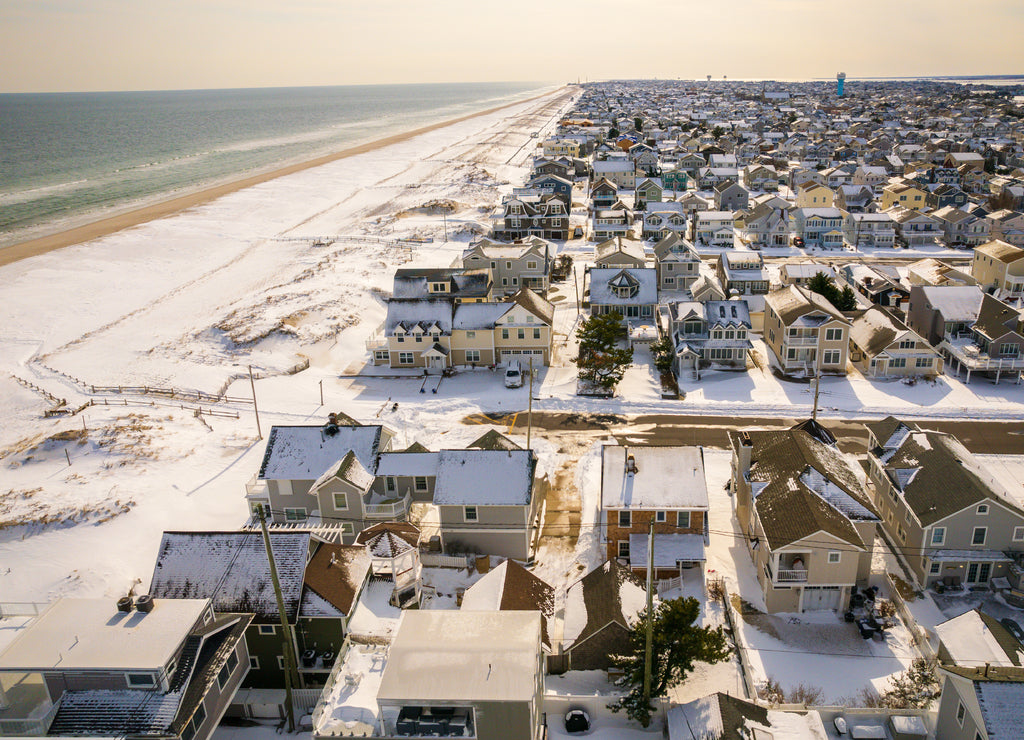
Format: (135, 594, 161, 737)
(742, 163, 779, 193)
(652, 233, 701, 293)
(634, 177, 663, 208)
(848, 306, 942, 378)
(713, 180, 749, 211)
(932, 206, 992, 248)
(592, 158, 636, 189)
(462, 237, 553, 296)
(865, 418, 1024, 587)
(791, 208, 844, 248)
(794, 182, 835, 208)
(589, 177, 619, 209)
(843, 212, 897, 248)
(728, 420, 879, 613)
(694, 211, 736, 248)
(734, 202, 790, 249)
(716, 252, 769, 296)
(587, 267, 659, 324)
(593, 236, 646, 270)
(906, 284, 984, 346)
(940, 293, 1024, 383)
(890, 206, 942, 247)
(880, 181, 929, 211)
(665, 300, 752, 378)
(972, 239, 1024, 297)
(601, 445, 709, 579)
(0, 598, 251, 740)
(763, 286, 851, 375)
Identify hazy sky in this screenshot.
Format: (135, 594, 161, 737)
(2, 0, 1023, 93)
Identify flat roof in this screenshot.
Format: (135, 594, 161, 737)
(0, 598, 207, 672)
(376, 611, 540, 703)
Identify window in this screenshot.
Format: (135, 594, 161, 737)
(193, 703, 206, 730)
(386, 476, 397, 492)
(899, 339, 915, 349)
(1014, 526, 1024, 541)
(1000, 343, 1020, 357)
(398, 351, 414, 364)
(823, 349, 841, 364)
(677, 511, 691, 528)
(217, 663, 231, 690)
(414, 476, 428, 492)
(825, 328, 843, 342)
(518, 329, 525, 340)
(655, 511, 666, 523)
(828, 551, 841, 564)
(527, 261, 537, 269)
(126, 672, 156, 688)
(890, 357, 907, 368)
(396, 335, 404, 343)
(464, 506, 478, 522)
(466, 330, 476, 338)
(972, 527, 987, 546)
(466, 349, 481, 363)
(931, 527, 946, 545)
(249, 656, 260, 670)
(333, 493, 348, 510)
(916, 357, 932, 368)
(284, 508, 307, 521)
(617, 541, 630, 559)
(502, 329, 510, 340)
(957, 701, 966, 727)
(258, 624, 276, 635)
(618, 511, 631, 527)
(533, 328, 541, 340)
(977, 504, 989, 515)
(930, 563, 940, 574)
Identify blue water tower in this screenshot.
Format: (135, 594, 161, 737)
(837, 72, 846, 96)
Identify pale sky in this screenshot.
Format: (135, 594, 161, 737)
(2, 0, 1023, 93)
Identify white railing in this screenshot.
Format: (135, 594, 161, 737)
(419, 553, 473, 569)
(0, 602, 48, 618)
(776, 569, 809, 583)
(364, 491, 412, 519)
(656, 576, 683, 595)
(785, 336, 818, 347)
(0, 700, 59, 736)
(245, 473, 268, 498)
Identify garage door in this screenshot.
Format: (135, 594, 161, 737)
(802, 586, 842, 612)
(499, 349, 543, 363)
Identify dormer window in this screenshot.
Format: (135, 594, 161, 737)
(429, 282, 449, 293)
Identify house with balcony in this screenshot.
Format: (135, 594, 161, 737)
(791, 208, 844, 248)
(0, 598, 251, 740)
(763, 285, 851, 376)
(716, 252, 769, 296)
(927, 182, 970, 210)
(525, 174, 573, 208)
(939, 293, 1024, 384)
(848, 306, 942, 378)
(462, 237, 553, 296)
(853, 165, 891, 194)
(890, 206, 942, 247)
(642, 204, 688, 240)
(600, 445, 709, 579)
(835, 184, 876, 213)
(986, 210, 1024, 247)
(652, 233, 701, 292)
(906, 284, 984, 347)
(493, 193, 568, 241)
(589, 177, 619, 209)
(368, 288, 554, 369)
(728, 421, 879, 613)
(864, 417, 1024, 587)
(972, 239, 1024, 297)
(932, 205, 992, 248)
(149, 531, 368, 692)
(590, 207, 634, 240)
(742, 163, 779, 193)
(312, 610, 545, 740)
(842, 211, 897, 248)
(664, 300, 752, 378)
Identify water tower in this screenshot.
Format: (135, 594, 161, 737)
(837, 72, 846, 96)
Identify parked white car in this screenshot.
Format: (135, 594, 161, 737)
(504, 361, 523, 388)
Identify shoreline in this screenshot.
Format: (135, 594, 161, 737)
(0, 86, 569, 269)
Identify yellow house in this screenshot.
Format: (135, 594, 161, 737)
(972, 239, 1024, 296)
(794, 182, 835, 208)
(763, 286, 851, 376)
(880, 181, 929, 211)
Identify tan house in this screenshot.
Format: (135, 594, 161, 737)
(600, 445, 708, 580)
(880, 181, 929, 211)
(593, 236, 647, 269)
(763, 286, 851, 375)
(865, 418, 1024, 587)
(728, 420, 879, 613)
(972, 239, 1024, 297)
(793, 182, 835, 208)
(652, 233, 701, 292)
(848, 306, 942, 378)
(369, 289, 554, 369)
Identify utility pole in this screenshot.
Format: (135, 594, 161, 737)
(258, 505, 297, 732)
(642, 519, 655, 726)
(527, 357, 534, 450)
(249, 365, 262, 440)
(319, 379, 324, 407)
(573, 266, 581, 316)
(812, 373, 821, 421)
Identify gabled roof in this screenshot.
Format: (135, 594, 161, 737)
(764, 285, 848, 326)
(460, 560, 554, 649)
(563, 560, 647, 649)
(510, 287, 555, 326)
(149, 531, 310, 621)
(601, 445, 709, 510)
(849, 306, 923, 358)
(468, 429, 522, 451)
(258, 422, 383, 481)
(914, 285, 984, 323)
(433, 449, 534, 506)
(301, 543, 370, 617)
(973, 293, 1023, 341)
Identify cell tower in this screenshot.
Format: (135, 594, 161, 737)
(837, 72, 846, 96)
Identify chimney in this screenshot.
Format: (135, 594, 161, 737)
(737, 431, 753, 475)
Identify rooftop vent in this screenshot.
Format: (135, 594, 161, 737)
(135, 594, 155, 613)
(117, 596, 133, 613)
(626, 454, 638, 476)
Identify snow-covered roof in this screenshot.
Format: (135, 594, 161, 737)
(588, 267, 659, 306)
(376, 610, 541, 703)
(601, 445, 709, 510)
(936, 610, 1021, 667)
(375, 451, 440, 477)
(628, 533, 706, 568)
(433, 449, 533, 506)
(977, 681, 1024, 738)
(452, 302, 510, 330)
(259, 424, 382, 481)
(384, 299, 454, 335)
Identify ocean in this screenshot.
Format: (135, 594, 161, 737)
(0, 81, 551, 249)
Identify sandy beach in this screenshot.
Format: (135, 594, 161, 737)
(0, 86, 567, 269)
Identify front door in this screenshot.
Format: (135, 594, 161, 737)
(979, 563, 992, 584)
(874, 359, 888, 377)
(967, 563, 979, 583)
(427, 355, 445, 371)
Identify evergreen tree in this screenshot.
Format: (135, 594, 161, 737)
(574, 312, 633, 390)
(650, 334, 676, 374)
(881, 659, 940, 709)
(609, 597, 731, 726)
(807, 272, 856, 311)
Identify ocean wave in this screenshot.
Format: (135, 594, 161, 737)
(0, 179, 91, 206)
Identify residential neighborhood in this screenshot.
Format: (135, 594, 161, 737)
(8, 76, 1024, 740)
